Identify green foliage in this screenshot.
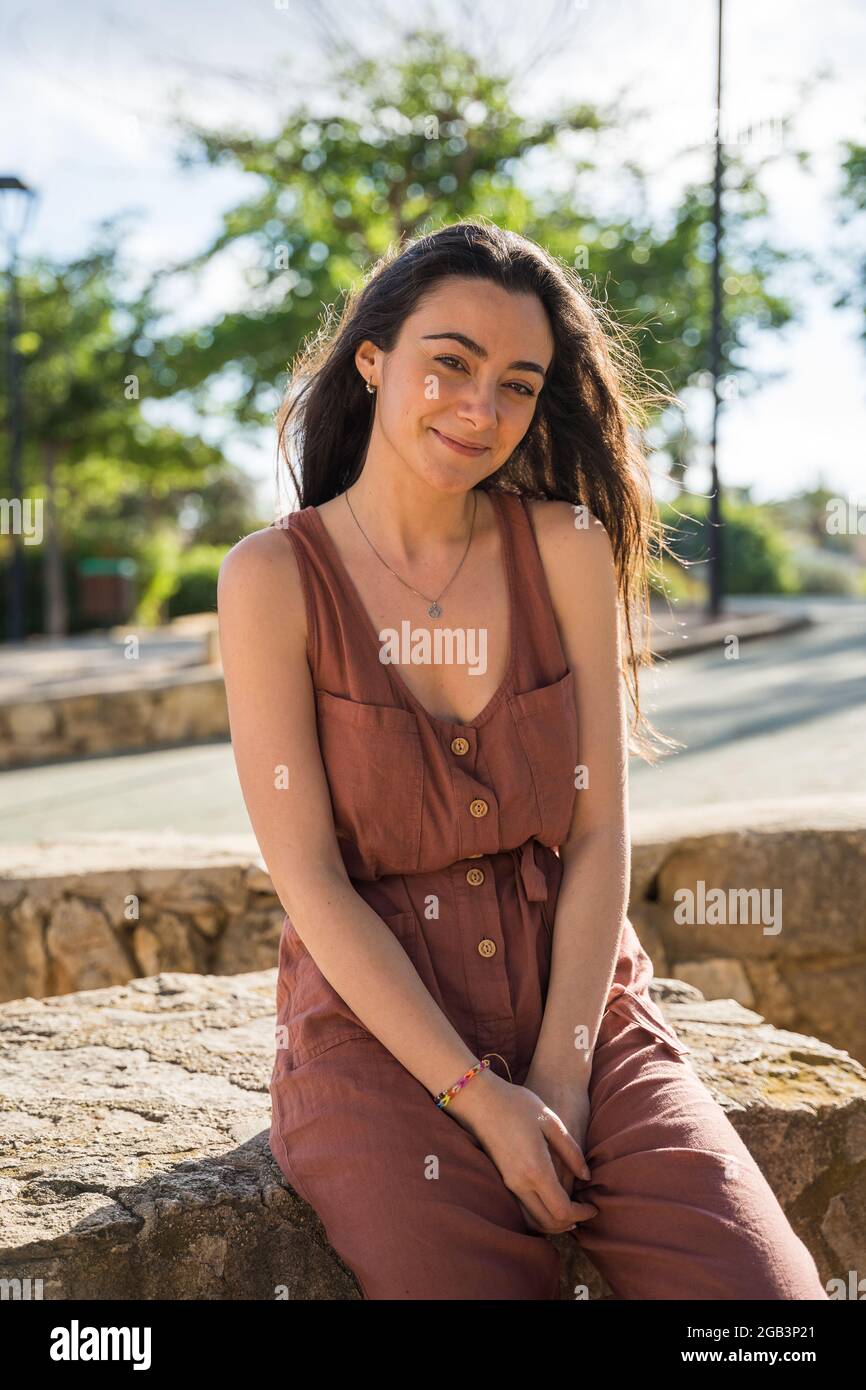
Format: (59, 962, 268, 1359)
(659, 494, 799, 595)
(161, 25, 801, 467)
(166, 544, 226, 617)
(835, 139, 866, 348)
(648, 556, 704, 605)
(792, 556, 863, 596)
(133, 528, 185, 627)
(0, 225, 253, 603)
(0, 25, 824, 636)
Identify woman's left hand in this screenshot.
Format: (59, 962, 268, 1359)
(522, 1067, 593, 1203)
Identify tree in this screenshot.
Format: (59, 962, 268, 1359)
(0, 225, 249, 636)
(835, 138, 866, 352)
(155, 26, 803, 488)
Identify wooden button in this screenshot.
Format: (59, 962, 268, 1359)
(466, 867, 485, 887)
(477, 938, 497, 958)
(450, 736, 470, 756)
(469, 798, 489, 818)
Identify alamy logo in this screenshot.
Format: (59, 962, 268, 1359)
(0, 497, 43, 544)
(378, 622, 487, 675)
(673, 879, 782, 936)
(826, 1270, 866, 1299)
(825, 495, 866, 535)
(0, 1276, 43, 1299)
(49, 1320, 151, 1369)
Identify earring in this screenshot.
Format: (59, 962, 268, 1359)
(366, 380, 376, 394)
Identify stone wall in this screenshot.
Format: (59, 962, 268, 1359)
(1, 797, 864, 1065)
(0, 666, 228, 768)
(0, 969, 862, 1299)
(0, 835, 278, 1005)
(627, 797, 866, 1067)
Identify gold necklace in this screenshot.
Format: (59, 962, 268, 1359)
(344, 488, 477, 619)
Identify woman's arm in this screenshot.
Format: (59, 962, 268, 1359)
(217, 525, 483, 1103)
(525, 500, 630, 1092)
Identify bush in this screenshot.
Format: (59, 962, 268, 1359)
(648, 557, 703, 604)
(166, 544, 226, 618)
(792, 558, 863, 596)
(657, 495, 799, 595)
(0, 538, 133, 638)
(0, 534, 229, 637)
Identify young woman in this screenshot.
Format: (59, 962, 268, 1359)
(218, 221, 827, 1301)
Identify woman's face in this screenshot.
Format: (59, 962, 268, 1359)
(356, 276, 555, 493)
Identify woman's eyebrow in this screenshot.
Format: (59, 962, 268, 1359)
(421, 331, 547, 379)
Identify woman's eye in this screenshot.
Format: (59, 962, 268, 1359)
(435, 356, 536, 398)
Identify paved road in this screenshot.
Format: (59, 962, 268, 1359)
(629, 598, 866, 813)
(0, 601, 863, 843)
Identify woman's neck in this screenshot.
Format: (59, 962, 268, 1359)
(345, 464, 480, 565)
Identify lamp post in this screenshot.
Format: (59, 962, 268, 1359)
(707, 1, 724, 620)
(0, 175, 37, 642)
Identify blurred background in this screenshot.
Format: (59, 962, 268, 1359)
(1, 0, 865, 837)
(4, 7, 866, 1296)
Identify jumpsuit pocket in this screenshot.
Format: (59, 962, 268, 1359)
(315, 689, 424, 873)
(286, 909, 418, 1067)
(508, 669, 578, 845)
(601, 982, 691, 1059)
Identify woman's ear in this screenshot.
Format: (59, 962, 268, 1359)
(354, 341, 379, 385)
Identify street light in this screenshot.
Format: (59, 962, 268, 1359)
(0, 175, 37, 643)
(707, 1, 724, 620)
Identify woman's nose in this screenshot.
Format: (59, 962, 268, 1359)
(454, 384, 498, 430)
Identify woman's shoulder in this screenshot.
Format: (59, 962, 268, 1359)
(523, 497, 613, 567)
(217, 521, 307, 643)
(520, 499, 618, 665)
(218, 518, 303, 584)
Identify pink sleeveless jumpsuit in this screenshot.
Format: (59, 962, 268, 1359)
(267, 488, 827, 1301)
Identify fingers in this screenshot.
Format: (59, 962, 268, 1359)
(556, 1160, 575, 1200)
(519, 1190, 598, 1235)
(517, 1190, 563, 1234)
(550, 1150, 576, 1200)
(519, 1148, 598, 1232)
(542, 1113, 592, 1183)
(537, 1150, 597, 1230)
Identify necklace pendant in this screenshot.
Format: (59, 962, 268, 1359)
(427, 601, 442, 619)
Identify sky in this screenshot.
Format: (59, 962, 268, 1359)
(2, 0, 865, 518)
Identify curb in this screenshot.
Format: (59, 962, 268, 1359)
(651, 607, 813, 659)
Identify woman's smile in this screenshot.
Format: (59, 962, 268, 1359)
(429, 426, 490, 456)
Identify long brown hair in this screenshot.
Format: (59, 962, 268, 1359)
(276, 219, 681, 762)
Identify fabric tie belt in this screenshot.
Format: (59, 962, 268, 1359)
(507, 838, 691, 1060)
(606, 981, 692, 1057)
(510, 837, 550, 904)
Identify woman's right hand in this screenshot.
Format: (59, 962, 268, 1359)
(447, 1070, 598, 1235)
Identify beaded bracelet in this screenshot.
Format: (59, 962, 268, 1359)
(434, 1052, 512, 1109)
(435, 1058, 489, 1109)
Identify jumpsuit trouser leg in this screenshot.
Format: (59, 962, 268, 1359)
(572, 1006, 828, 1301)
(269, 1006, 828, 1301)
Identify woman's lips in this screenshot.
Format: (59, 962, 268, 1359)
(430, 427, 489, 457)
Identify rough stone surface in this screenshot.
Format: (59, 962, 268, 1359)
(675, 957, 755, 1007)
(0, 836, 281, 1005)
(629, 797, 866, 1064)
(0, 971, 358, 1300)
(0, 666, 228, 768)
(0, 969, 863, 1300)
(3, 803, 866, 1068)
